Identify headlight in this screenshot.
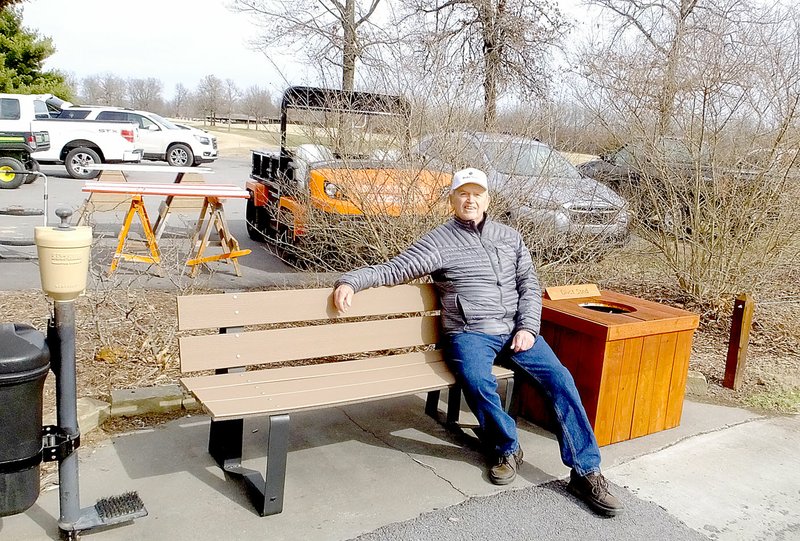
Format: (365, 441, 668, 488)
(324, 181, 340, 198)
(193, 135, 210, 145)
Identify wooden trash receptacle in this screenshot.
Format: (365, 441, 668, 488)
(519, 290, 700, 446)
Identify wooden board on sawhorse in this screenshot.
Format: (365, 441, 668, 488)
(186, 197, 251, 277)
(110, 194, 161, 274)
(75, 170, 132, 226)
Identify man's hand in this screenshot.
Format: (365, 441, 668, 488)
(510, 330, 535, 352)
(333, 284, 355, 314)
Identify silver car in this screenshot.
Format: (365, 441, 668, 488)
(414, 132, 630, 248)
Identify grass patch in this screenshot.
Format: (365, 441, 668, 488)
(744, 387, 800, 413)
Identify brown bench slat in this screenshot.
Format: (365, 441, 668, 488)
(181, 350, 446, 391)
(196, 366, 506, 420)
(177, 284, 439, 331)
(192, 359, 455, 402)
(187, 362, 513, 410)
(179, 315, 440, 373)
(203, 372, 456, 419)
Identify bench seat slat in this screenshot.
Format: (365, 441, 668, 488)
(191, 359, 455, 402)
(177, 284, 439, 330)
(179, 316, 440, 373)
(181, 350, 446, 391)
(191, 364, 514, 420)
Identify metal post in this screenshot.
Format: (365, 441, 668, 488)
(37, 208, 145, 539)
(723, 293, 755, 390)
(53, 301, 81, 536)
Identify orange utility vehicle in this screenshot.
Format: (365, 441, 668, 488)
(246, 86, 449, 244)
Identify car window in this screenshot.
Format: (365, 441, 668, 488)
(150, 113, 179, 130)
(613, 144, 640, 166)
(96, 111, 128, 122)
(130, 114, 157, 130)
(33, 100, 51, 119)
(0, 98, 21, 120)
(479, 141, 581, 179)
(58, 109, 91, 119)
(460, 139, 487, 169)
(421, 134, 479, 170)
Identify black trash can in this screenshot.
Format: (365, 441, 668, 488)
(0, 322, 50, 517)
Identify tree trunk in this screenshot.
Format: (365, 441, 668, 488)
(482, 1, 503, 130)
(657, 0, 694, 137)
(342, 0, 357, 92)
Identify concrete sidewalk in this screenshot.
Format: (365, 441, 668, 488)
(1, 398, 797, 540)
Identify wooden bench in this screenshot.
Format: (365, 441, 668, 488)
(177, 284, 515, 516)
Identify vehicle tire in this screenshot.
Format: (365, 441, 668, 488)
(24, 159, 40, 184)
(166, 143, 194, 167)
(65, 147, 101, 179)
(245, 196, 271, 242)
(0, 157, 25, 189)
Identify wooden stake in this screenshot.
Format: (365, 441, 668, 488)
(723, 293, 755, 390)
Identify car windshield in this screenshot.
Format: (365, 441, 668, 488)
(150, 113, 180, 130)
(481, 141, 581, 179)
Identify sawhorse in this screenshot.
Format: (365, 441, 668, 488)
(186, 196, 251, 277)
(110, 195, 160, 274)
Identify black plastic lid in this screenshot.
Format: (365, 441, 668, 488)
(0, 323, 50, 375)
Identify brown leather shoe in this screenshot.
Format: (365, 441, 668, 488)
(567, 470, 624, 516)
(489, 447, 524, 485)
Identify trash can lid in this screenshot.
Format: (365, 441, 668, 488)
(0, 323, 50, 375)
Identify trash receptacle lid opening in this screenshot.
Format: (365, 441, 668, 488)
(579, 302, 636, 314)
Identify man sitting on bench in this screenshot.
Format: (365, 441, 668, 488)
(333, 167, 624, 517)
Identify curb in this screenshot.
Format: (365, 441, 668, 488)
(46, 384, 200, 436)
(109, 385, 200, 418)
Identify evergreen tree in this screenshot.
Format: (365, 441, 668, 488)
(0, 6, 72, 97)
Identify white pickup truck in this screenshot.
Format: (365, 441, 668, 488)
(57, 106, 218, 167)
(0, 93, 143, 179)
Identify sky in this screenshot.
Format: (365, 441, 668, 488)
(20, 0, 303, 98)
(19, 0, 591, 100)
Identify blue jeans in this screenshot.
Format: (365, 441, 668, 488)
(445, 332, 601, 476)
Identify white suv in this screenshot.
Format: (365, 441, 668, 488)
(59, 107, 218, 166)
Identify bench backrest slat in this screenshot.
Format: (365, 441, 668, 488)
(177, 284, 439, 331)
(180, 315, 441, 373)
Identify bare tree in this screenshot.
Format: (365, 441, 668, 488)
(241, 85, 277, 129)
(583, 0, 748, 138)
(128, 77, 164, 112)
(404, 0, 569, 129)
(231, 0, 387, 91)
(195, 74, 224, 125)
(81, 73, 127, 105)
(575, 1, 800, 303)
(223, 78, 241, 132)
(170, 83, 191, 118)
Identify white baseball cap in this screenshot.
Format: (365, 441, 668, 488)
(450, 168, 488, 192)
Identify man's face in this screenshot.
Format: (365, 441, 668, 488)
(450, 183, 490, 223)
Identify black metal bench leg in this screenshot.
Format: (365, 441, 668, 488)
(209, 418, 244, 470)
(425, 390, 441, 418)
(446, 384, 462, 425)
(260, 414, 290, 516)
(208, 415, 290, 517)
